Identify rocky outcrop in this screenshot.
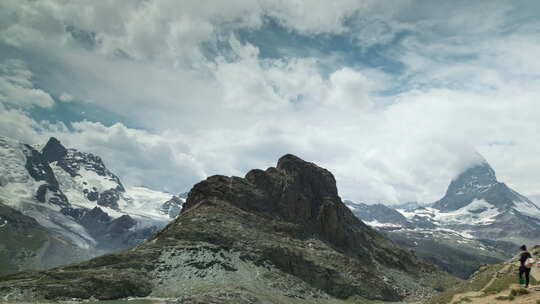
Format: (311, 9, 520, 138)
(160, 195, 183, 218)
(41, 137, 68, 164)
(97, 187, 121, 209)
(0, 154, 455, 303)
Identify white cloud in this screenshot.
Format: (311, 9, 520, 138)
(1, 1, 540, 205)
(59, 93, 74, 102)
(0, 59, 54, 108)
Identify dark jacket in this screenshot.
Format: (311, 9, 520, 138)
(520, 251, 532, 268)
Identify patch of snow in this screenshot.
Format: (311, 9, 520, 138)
(123, 186, 175, 220)
(346, 204, 356, 211)
(513, 199, 540, 219)
(363, 220, 402, 228)
(22, 202, 96, 248)
(400, 201, 499, 226)
(75, 167, 119, 192)
(433, 199, 500, 225)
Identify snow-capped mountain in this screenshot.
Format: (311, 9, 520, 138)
(409, 160, 540, 244)
(0, 136, 185, 273)
(433, 160, 540, 217)
(346, 158, 540, 278)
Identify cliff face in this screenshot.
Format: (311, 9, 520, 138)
(0, 154, 454, 303)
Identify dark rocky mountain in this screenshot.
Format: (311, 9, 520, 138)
(0, 154, 456, 303)
(0, 136, 176, 274)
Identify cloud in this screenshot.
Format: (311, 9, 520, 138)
(59, 93, 74, 102)
(1, 1, 540, 205)
(0, 59, 54, 108)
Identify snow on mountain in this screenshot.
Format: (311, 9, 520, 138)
(0, 135, 182, 272)
(432, 160, 540, 217)
(397, 199, 500, 226)
(394, 157, 540, 250)
(345, 198, 508, 279)
(122, 186, 185, 222)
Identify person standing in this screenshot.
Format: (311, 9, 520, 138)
(519, 245, 532, 288)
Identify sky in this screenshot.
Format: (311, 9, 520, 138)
(1, 0, 540, 204)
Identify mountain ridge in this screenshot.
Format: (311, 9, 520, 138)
(0, 135, 182, 274)
(0, 154, 455, 303)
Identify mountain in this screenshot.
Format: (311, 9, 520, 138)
(347, 158, 540, 279)
(425, 159, 540, 245)
(0, 136, 183, 274)
(344, 201, 507, 279)
(0, 154, 456, 303)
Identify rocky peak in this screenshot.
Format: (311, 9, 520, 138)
(184, 154, 376, 253)
(449, 162, 498, 193)
(41, 137, 67, 164)
(433, 160, 532, 212)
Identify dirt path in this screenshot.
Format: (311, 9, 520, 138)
(481, 263, 512, 292)
(450, 263, 512, 304)
(464, 284, 540, 304)
(450, 262, 540, 304)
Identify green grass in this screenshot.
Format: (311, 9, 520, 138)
(484, 265, 538, 294)
(509, 288, 529, 297)
(427, 264, 504, 304)
(493, 288, 529, 302)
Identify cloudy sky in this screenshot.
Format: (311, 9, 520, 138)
(1, 0, 540, 204)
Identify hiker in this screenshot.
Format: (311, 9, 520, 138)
(519, 245, 533, 288)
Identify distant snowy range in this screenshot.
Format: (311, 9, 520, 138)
(0, 136, 184, 273)
(346, 159, 540, 278)
(1, 134, 539, 280)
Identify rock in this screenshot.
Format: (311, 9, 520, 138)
(35, 184, 69, 207)
(97, 188, 121, 209)
(160, 195, 183, 218)
(23, 144, 59, 188)
(41, 137, 68, 164)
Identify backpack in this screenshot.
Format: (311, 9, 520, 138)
(525, 257, 535, 268)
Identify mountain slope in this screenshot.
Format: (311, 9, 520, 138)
(428, 245, 540, 304)
(350, 158, 539, 279)
(0, 136, 181, 273)
(0, 154, 456, 303)
(345, 202, 507, 279)
(0, 202, 92, 274)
